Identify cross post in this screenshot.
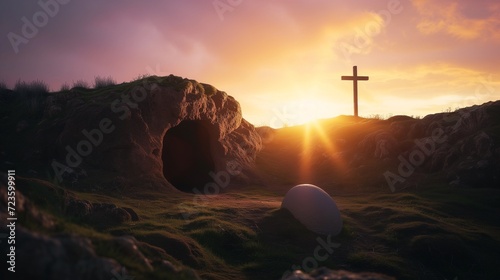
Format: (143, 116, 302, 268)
(341, 66, 369, 117)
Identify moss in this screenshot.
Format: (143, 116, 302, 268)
(191, 228, 257, 265)
(11, 177, 500, 280)
(93, 237, 148, 272)
(348, 252, 411, 279)
(16, 177, 67, 214)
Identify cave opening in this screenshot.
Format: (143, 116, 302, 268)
(162, 120, 216, 192)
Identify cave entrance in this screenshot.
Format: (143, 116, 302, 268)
(162, 120, 216, 192)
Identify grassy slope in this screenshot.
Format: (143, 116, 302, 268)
(8, 90, 500, 280)
(18, 176, 500, 280)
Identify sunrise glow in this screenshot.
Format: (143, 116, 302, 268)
(1, 0, 499, 127)
(2, 2, 500, 279)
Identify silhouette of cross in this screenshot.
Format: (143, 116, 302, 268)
(341, 66, 369, 117)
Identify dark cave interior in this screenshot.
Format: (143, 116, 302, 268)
(162, 120, 216, 192)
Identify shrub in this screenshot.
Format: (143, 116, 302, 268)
(13, 79, 49, 116)
(72, 80, 89, 89)
(0, 81, 9, 95)
(94, 76, 116, 88)
(368, 114, 384, 120)
(133, 73, 151, 81)
(14, 80, 27, 92)
(14, 79, 49, 93)
(59, 83, 70, 91)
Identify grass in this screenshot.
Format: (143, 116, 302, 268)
(10, 79, 49, 117)
(134, 73, 152, 81)
(65, 74, 189, 103)
(94, 75, 116, 88)
(72, 79, 90, 89)
(3, 80, 499, 279)
(14, 79, 50, 93)
(14, 175, 500, 280)
(59, 83, 70, 91)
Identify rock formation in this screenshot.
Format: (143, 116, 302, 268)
(380, 102, 500, 189)
(0, 75, 262, 192)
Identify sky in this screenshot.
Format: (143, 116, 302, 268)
(1, 0, 499, 127)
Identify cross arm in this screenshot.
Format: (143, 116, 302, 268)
(341, 76, 369, 81)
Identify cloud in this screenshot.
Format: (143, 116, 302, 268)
(369, 62, 499, 113)
(0, 1, 368, 87)
(0, 0, 498, 125)
(412, 0, 500, 40)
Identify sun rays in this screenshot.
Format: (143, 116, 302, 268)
(298, 120, 349, 182)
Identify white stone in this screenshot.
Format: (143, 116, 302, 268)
(281, 184, 343, 236)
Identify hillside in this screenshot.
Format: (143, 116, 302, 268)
(256, 102, 500, 194)
(1, 79, 500, 280)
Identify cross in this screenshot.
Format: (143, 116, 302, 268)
(341, 66, 369, 117)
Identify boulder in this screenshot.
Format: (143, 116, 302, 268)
(64, 195, 93, 218)
(0, 186, 55, 229)
(110, 236, 153, 271)
(123, 207, 140, 221)
(14, 227, 125, 280)
(92, 203, 132, 224)
(64, 194, 140, 224)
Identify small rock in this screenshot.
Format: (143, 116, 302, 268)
(111, 207, 132, 223)
(282, 267, 396, 280)
(92, 203, 132, 224)
(284, 270, 314, 280)
(112, 236, 153, 271)
(65, 196, 92, 218)
(0, 187, 55, 229)
(123, 207, 140, 221)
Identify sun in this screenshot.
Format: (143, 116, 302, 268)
(281, 98, 334, 127)
(293, 99, 326, 125)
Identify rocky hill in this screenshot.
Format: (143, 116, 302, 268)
(256, 101, 500, 193)
(0, 75, 261, 193)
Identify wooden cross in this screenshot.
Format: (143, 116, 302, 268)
(341, 66, 369, 117)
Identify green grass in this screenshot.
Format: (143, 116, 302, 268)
(4, 88, 499, 279)
(14, 176, 500, 280)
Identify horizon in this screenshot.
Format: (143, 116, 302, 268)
(1, 0, 499, 127)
